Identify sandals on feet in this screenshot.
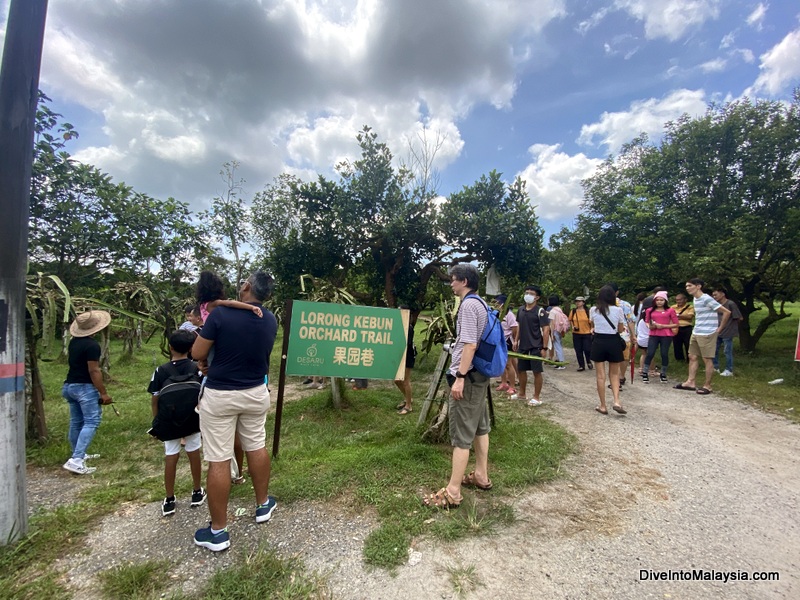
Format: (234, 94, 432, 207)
(696, 387, 712, 395)
(461, 471, 492, 490)
(612, 404, 627, 414)
(422, 487, 462, 509)
(397, 406, 413, 415)
(595, 407, 608, 415)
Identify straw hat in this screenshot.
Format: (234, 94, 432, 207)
(69, 311, 112, 337)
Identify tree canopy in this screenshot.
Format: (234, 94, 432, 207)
(549, 92, 800, 350)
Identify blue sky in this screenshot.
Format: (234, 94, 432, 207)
(2, 0, 799, 242)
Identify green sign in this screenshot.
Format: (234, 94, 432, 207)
(286, 301, 409, 380)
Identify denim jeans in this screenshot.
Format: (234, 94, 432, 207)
(713, 337, 734, 372)
(62, 383, 102, 460)
(552, 331, 565, 362)
(644, 336, 672, 375)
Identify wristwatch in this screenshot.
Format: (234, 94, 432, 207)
(456, 371, 467, 378)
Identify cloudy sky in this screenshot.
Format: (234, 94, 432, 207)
(3, 0, 799, 241)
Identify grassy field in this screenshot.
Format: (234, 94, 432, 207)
(3, 325, 574, 599)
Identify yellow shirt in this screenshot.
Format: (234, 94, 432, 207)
(672, 303, 695, 327)
(569, 308, 592, 334)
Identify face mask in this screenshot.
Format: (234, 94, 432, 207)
(524, 294, 536, 304)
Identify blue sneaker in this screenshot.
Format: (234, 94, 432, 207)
(193, 525, 230, 552)
(255, 496, 277, 523)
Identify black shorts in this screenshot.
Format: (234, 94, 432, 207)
(590, 333, 624, 364)
(517, 348, 544, 373)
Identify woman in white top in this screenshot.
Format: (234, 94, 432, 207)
(589, 285, 627, 415)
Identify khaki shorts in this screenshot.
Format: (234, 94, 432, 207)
(199, 385, 270, 462)
(689, 332, 718, 359)
(448, 372, 491, 449)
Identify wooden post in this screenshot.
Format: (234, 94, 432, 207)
(0, 0, 49, 544)
(417, 346, 450, 425)
(272, 300, 292, 458)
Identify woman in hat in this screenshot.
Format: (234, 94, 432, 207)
(641, 291, 679, 383)
(62, 311, 113, 475)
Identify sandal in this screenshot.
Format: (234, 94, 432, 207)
(696, 387, 712, 395)
(612, 404, 627, 414)
(422, 487, 462, 509)
(461, 471, 492, 490)
(595, 407, 608, 415)
(395, 403, 406, 410)
(397, 406, 412, 415)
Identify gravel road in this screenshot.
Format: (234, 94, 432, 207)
(42, 369, 799, 599)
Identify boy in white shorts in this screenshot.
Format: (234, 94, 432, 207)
(148, 330, 206, 516)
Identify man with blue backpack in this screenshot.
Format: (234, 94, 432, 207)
(423, 263, 503, 509)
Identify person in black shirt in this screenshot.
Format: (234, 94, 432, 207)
(148, 330, 206, 516)
(62, 311, 113, 475)
(191, 271, 278, 552)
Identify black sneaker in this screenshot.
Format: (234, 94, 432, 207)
(301, 378, 313, 385)
(641, 372, 649, 384)
(660, 373, 668, 383)
(162, 496, 176, 516)
(191, 487, 207, 507)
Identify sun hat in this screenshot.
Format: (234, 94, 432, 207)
(654, 291, 669, 301)
(575, 296, 586, 302)
(494, 294, 508, 304)
(69, 311, 112, 337)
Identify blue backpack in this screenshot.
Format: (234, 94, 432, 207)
(463, 294, 508, 378)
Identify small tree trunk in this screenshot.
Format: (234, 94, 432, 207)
(24, 330, 48, 442)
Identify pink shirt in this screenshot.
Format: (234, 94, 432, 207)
(645, 307, 678, 337)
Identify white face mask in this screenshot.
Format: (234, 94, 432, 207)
(524, 294, 536, 304)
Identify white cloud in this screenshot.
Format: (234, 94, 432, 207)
(700, 58, 727, 73)
(516, 144, 603, 221)
(720, 32, 736, 49)
(746, 2, 767, 31)
(36, 0, 566, 206)
(614, 0, 721, 41)
(577, 7, 611, 35)
(749, 29, 800, 96)
(577, 89, 709, 153)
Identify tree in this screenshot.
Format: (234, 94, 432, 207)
(30, 93, 209, 289)
(267, 128, 545, 313)
(565, 93, 800, 350)
(199, 161, 251, 285)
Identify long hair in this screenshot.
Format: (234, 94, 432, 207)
(633, 292, 647, 317)
(596, 285, 617, 316)
(196, 271, 225, 304)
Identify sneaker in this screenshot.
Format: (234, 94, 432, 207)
(527, 398, 542, 407)
(302, 378, 313, 385)
(191, 487, 207, 507)
(83, 453, 101, 460)
(509, 393, 520, 400)
(587, 363, 593, 370)
(255, 496, 277, 523)
(577, 367, 585, 372)
(62, 458, 96, 475)
(641, 372, 649, 384)
(720, 370, 733, 377)
(660, 374, 668, 383)
(713, 368, 720, 374)
(162, 496, 176, 516)
(194, 525, 230, 552)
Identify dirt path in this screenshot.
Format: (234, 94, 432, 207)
(42, 371, 799, 599)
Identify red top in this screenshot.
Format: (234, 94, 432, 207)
(645, 307, 679, 337)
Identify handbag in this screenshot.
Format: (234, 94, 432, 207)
(600, 310, 627, 351)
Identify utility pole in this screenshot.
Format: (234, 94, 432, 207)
(0, 0, 49, 544)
